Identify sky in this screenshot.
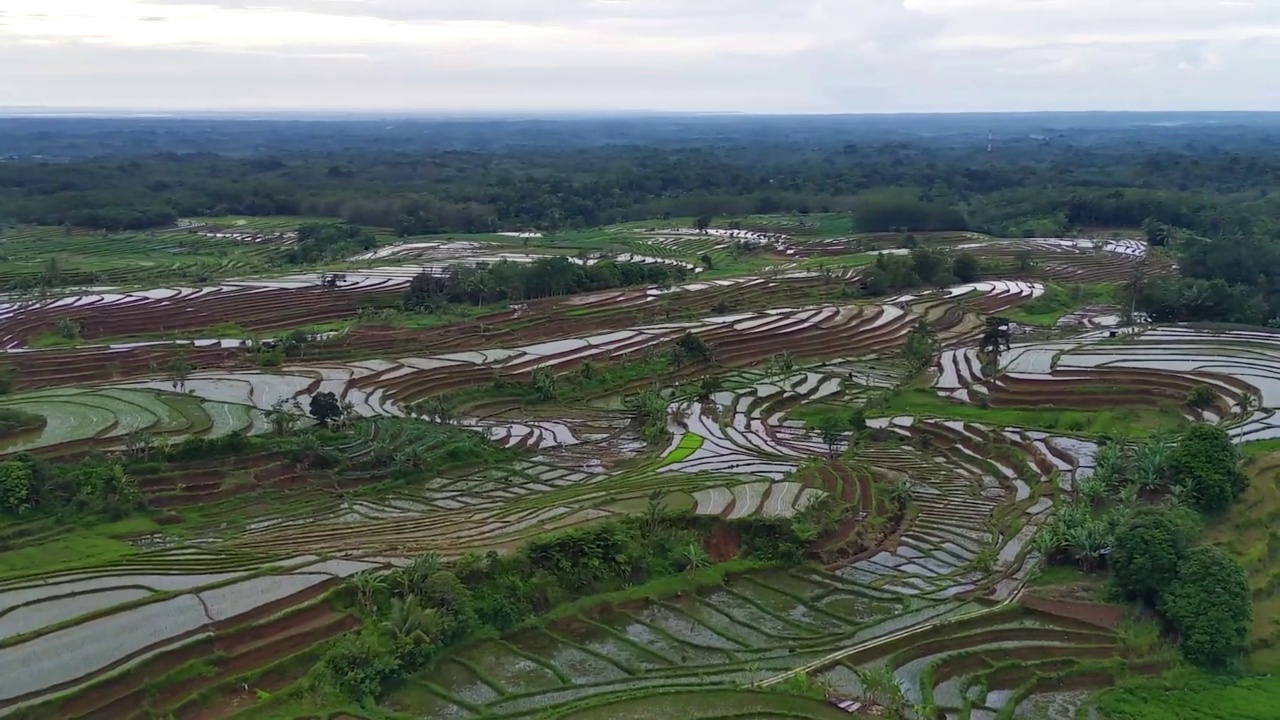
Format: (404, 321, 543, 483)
(2, 0, 1278, 113)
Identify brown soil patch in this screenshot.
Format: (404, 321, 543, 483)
(704, 523, 741, 562)
(1022, 595, 1126, 630)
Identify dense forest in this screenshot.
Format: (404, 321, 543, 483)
(4, 114, 1280, 322)
(2, 115, 1279, 239)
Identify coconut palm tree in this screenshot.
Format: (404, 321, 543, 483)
(1130, 435, 1170, 490)
(266, 400, 298, 437)
(381, 594, 438, 646)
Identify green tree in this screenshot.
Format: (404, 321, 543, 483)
(167, 353, 192, 392)
(696, 375, 723, 402)
(1160, 545, 1252, 668)
(951, 251, 980, 283)
(673, 332, 714, 364)
(1185, 384, 1216, 410)
(695, 215, 712, 233)
(817, 417, 845, 458)
(1167, 423, 1247, 514)
(1110, 507, 1195, 604)
(309, 391, 344, 428)
(0, 461, 34, 515)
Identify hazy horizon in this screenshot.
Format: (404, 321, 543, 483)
(5, 1, 1279, 114)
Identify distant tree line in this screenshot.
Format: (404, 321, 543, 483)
(403, 256, 689, 309)
(3, 133, 1278, 242)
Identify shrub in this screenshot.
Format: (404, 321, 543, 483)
(1167, 424, 1247, 514)
(1185, 385, 1217, 410)
(1110, 507, 1196, 604)
(0, 407, 43, 436)
(1160, 545, 1252, 668)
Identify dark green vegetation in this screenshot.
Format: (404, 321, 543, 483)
(314, 509, 823, 702)
(1036, 425, 1253, 670)
(286, 222, 377, 264)
(403, 256, 689, 310)
(4, 114, 1278, 243)
(0, 408, 42, 438)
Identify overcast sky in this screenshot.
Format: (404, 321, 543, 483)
(3, 0, 1277, 113)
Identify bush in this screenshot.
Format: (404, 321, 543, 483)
(317, 507, 829, 702)
(951, 251, 981, 283)
(1167, 424, 1247, 514)
(1160, 545, 1251, 668)
(0, 407, 43, 436)
(1185, 385, 1217, 410)
(316, 630, 402, 700)
(1110, 507, 1196, 604)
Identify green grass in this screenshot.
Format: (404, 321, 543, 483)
(0, 527, 138, 578)
(1027, 565, 1100, 588)
(870, 388, 1189, 436)
(1098, 670, 1280, 719)
(659, 433, 703, 466)
(1239, 439, 1280, 458)
(1004, 282, 1120, 327)
(95, 515, 163, 537)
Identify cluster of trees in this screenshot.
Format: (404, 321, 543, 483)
(861, 247, 981, 297)
(850, 190, 969, 233)
(1033, 424, 1252, 667)
(1111, 510, 1251, 668)
(403, 257, 689, 310)
(285, 222, 377, 265)
(317, 507, 830, 700)
(0, 453, 141, 519)
(1134, 230, 1280, 326)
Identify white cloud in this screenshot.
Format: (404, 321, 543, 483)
(0, 0, 1276, 111)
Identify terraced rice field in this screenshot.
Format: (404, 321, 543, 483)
(0, 551, 372, 718)
(396, 568, 1149, 720)
(934, 325, 1280, 438)
(1, 222, 1198, 718)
